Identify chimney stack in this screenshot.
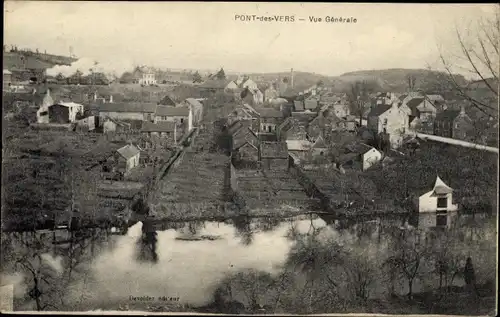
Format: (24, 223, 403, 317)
(291, 68, 294, 89)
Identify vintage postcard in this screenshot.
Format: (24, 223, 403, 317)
(1, 1, 498, 315)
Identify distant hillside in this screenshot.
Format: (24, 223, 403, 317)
(231, 71, 335, 91)
(337, 68, 468, 93)
(225, 68, 470, 94)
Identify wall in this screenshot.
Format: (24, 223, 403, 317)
(99, 111, 145, 121)
(262, 158, 288, 171)
(230, 161, 238, 192)
(418, 191, 458, 213)
(103, 120, 117, 133)
(362, 149, 382, 171)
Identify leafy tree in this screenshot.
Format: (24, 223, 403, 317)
(192, 71, 203, 83)
(215, 68, 226, 80)
(55, 73, 65, 82)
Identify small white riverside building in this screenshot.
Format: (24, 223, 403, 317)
(415, 176, 458, 229)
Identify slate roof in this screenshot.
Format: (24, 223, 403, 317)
(103, 117, 131, 128)
(345, 142, 375, 155)
(185, 98, 203, 109)
(260, 141, 288, 158)
(258, 133, 278, 142)
(312, 136, 327, 149)
(159, 95, 177, 106)
(155, 105, 190, 117)
(367, 104, 392, 117)
(256, 108, 283, 118)
(426, 94, 445, 103)
(116, 144, 140, 160)
(337, 152, 359, 164)
(286, 139, 312, 151)
(291, 111, 317, 124)
(434, 109, 462, 122)
(294, 100, 305, 111)
(99, 102, 157, 113)
(304, 98, 319, 110)
(141, 121, 176, 133)
(199, 79, 230, 89)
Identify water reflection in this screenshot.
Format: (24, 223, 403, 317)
(55, 212, 495, 312)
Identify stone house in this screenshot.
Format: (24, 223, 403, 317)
(367, 101, 408, 149)
(336, 143, 383, 171)
(154, 105, 193, 132)
(256, 108, 284, 133)
(259, 141, 289, 171)
(433, 105, 474, 141)
(98, 102, 158, 122)
(107, 144, 141, 175)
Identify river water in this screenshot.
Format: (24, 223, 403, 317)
(4, 212, 496, 312)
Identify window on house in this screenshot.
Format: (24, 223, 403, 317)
(320, 151, 324, 156)
(437, 197, 447, 208)
(39, 111, 48, 116)
(180, 118, 184, 123)
(268, 126, 272, 132)
(383, 118, 388, 126)
(455, 123, 459, 129)
(436, 214, 447, 227)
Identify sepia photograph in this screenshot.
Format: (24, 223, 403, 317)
(1, 1, 499, 315)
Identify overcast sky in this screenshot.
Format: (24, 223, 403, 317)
(4, 2, 498, 77)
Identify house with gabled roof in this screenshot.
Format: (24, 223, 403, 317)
(109, 144, 141, 175)
(181, 98, 204, 124)
(336, 142, 382, 171)
(433, 105, 474, 141)
(260, 141, 289, 171)
(98, 102, 158, 122)
(229, 120, 260, 168)
(277, 117, 309, 141)
(141, 121, 180, 140)
(400, 96, 438, 133)
(227, 104, 259, 130)
(154, 105, 193, 132)
(415, 176, 458, 229)
(294, 100, 305, 112)
(102, 117, 131, 133)
(304, 96, 320, 112)
(367, 101, 408, 149)
(241, 87, 264, 106)
(307, 112, 341, 142)
(255, 107, 284, 133)
(158, 95, 177, 107)
(264, 83, 279, 102)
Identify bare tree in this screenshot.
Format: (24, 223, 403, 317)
(437, 7, 499, 119)
(346, 80, 379, 126)
(406, 74, 418, 91)
(384, 229, 429, 300)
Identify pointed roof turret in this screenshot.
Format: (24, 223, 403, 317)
(433, 176, 453, 195)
